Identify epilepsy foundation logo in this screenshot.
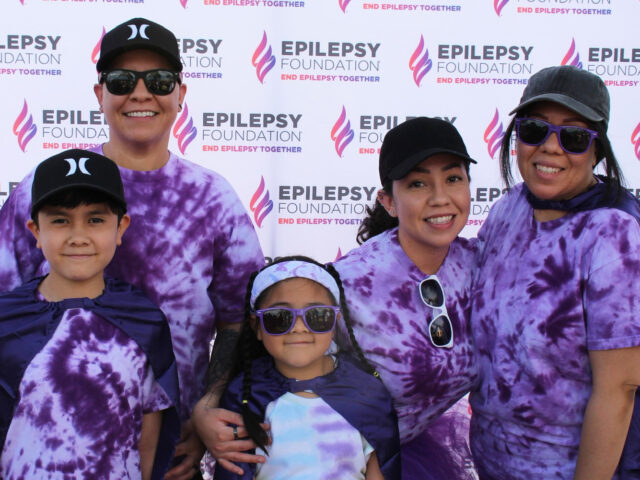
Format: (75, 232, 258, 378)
(180, 0, 188, 7)
(331, 107, 354, 157)
(494, 0, 509, 15)
(409, 35, 432, 86)
(632, 122, 640, 162)
(91, 28, 106, 65)
(484, 109, 504, 159)
(339, 0, 351, 12)
(173, 103, 197, 155)
(561, 38, 582, 68)
(250, 176, 274, 227)
(13, 100, 37, 152)
(252, 31, 276, 84)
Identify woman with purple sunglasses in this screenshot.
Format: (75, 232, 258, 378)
(332, 117, 479, 480)
(469, 65, 640, 479)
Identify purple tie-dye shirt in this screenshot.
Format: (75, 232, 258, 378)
(0, 150, 264, 419)
(470, 183, 640, 479)
(1, 305, 170, 479)
(333, 228, 477, 478)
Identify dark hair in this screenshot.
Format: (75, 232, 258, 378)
(31, 187, 127, 225)
(228, 255, 380, 453)
(499, 110, 626, 197)
(357, 160, 472, 245)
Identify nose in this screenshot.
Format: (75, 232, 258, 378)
(540, 128, 563, 153)
(428, 182, 451, 206)
(290, 315, 309, 333)
(67, 223, 90, 245)
(129, 77, 152, 99)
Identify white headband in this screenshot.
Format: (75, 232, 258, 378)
(250, 260, 341, 309)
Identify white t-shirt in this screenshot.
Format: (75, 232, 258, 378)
(256, 392, 374, 480)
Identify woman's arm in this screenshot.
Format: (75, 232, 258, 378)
(574, 346, 640, 480)
(139, 411, 162, 480)
(365, 452, 384, 480)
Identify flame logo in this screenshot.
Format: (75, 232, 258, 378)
(338, 0, 351, 13)
(561, 38, 583, 69)
(180, 0, 188, 7)
(494, 0, 509, 16)
(172, 102, 197, 155)
(252, 31, 276, 84)
(331, 106, 354, 157)
(632, 122, 640, 162)
(409, 35, 432, 87)
(250, 176, 274, 228)
(91, 27, 106, 65)
(334, 247, 343, 261)
(483, 109, 505, 159)
(13, 100, 37, 153)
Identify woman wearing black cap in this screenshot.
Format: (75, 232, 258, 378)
(332, 117, 478, 480)
(469, 65, 640, 479)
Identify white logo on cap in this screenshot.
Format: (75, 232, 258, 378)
(127, 24, 149, 40)
(64, 158, 91, 176)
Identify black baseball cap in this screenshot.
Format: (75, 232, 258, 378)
(96, 17, 182, 72)
(31, 149, 127, 218)
(379, 117, 476, 185)
(510, 65, 609, 127)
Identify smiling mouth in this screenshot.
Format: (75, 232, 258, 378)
(124, 111, 157, 118)
(535, 164, 561, 174)
(427, 215, 454, 225)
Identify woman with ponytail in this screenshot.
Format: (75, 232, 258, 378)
(213, 256, 401, 480)
(332, 117, 478, 480)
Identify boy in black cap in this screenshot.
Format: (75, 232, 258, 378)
(0, 149, 180, 480)
(0, 18, 264, 480)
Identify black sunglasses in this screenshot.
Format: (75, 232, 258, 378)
(515, 117, 599, 155)
(255, 305, 341, 336)
(99, 69, 180, 96)
(419, 276, 453, 348)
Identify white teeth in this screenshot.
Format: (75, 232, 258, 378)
(536, 164, 560, 174)
(427, 215, 453, 224)
(125, 111, 156, 117)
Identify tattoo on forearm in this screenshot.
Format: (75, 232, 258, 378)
(206, 328, 240, 395)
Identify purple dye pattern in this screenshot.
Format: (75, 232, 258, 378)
(470, 183, 640, 479)
(1, 309, 170, 479)
(333, 228, 477, 442)
(0, 149, 264, 419)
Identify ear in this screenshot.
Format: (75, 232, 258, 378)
(26, 219, 42, 248)
(115, 214, 131, 246)
(177, 83, 187, 108)
(377, 189, 397, 217)
(93, 83, 103, 110)
(250, 314, 263, 341)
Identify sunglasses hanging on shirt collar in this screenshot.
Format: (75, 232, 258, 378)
(419, 275, 454, 348)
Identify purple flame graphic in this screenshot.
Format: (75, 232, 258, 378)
(180, 0, 188, 7)
(252, 32, 276, 84)
(250, 176, 274, 228)
(91, 27, 106, 65)
(632, 122, 640, 161)
(484, 109, 505, 159)
(494, 0, 509, 16)
(409, 35, 432, 87)
(172, 103, 197, 155)
(561, 38, 583, 69)
(13, 100, 37, 153)
(331, 106, 354, 157)
(338, 0, 351, 13)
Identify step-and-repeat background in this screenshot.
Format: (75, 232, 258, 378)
(2, 0, 638, 263)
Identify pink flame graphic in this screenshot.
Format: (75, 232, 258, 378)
(632, 122, 640, 161)
(334, 247, 343, 261)
(19, 0, 25, 4)
(483, 109, 505, 159)
(409, 35, 432, 87)
(252, 32, 276, 84)
(13, 100, 37, 153)
(250, 176, 274, 228)
(91, 27, 106, 65)
(331, 106, 354, 157)
(561, 38, 583, 69)
(338, 0, 351, 13)
(494, 0, 509, 16)
(180, 0, 188, 7)
(172, 103, 197, 155)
